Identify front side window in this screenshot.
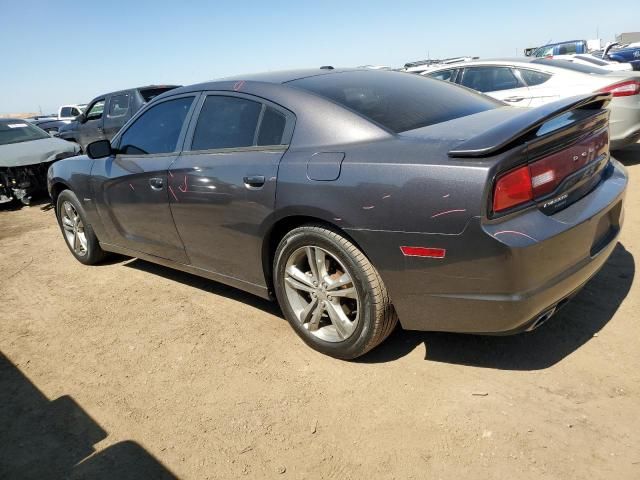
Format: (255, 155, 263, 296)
(461, 67, 521, 92)
(518, 69, 552, 86)
(70, 108, 80, 117)
(119, 96, 194, 155)
(428, 69, 456, 82)
(86, 100, 105, 120)
(108, 94, 130, 118)
(191, 96, 262, 150)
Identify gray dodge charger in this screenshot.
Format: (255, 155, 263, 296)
(47, 68, 627, 359)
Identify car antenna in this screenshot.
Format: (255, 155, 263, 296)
(320, 65, 334, 70)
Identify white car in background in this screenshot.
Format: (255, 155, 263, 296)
(422, 58, 640, 149)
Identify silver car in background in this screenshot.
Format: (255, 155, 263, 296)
(423, 58, 640, 149)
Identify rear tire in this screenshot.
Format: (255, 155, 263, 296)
(55, 190, 105, 265)
(274, 225, 397, 359)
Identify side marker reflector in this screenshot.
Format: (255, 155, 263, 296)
(400, 246, 446, 259)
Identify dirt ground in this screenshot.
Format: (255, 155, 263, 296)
(1, 148, 640, 479)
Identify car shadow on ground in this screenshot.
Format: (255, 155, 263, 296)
(613, 144, 640, 166)
(0, 193, 53, 212)
(359, 242, 634, 370)
(123, 258, 283, 317)
(0, 352, 178, 479)
(121, 242, 633, 371)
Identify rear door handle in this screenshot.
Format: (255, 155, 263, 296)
(149, 177, 164, 190)
(243, 175, 266, 189)
(504, 96, 525, 103)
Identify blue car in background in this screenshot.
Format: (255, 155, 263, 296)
(600, 43, 640, 71)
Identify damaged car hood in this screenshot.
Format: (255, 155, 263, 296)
(0, 137, 80, 167)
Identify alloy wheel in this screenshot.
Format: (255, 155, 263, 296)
(60, 201, 88, 257)
(283, 246, 360, 342)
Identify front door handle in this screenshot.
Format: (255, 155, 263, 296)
(504, 96, 525, 103)
(243, 175, 266, 189)
(149, 177, 164, 190)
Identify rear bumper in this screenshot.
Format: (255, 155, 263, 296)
(347, 159, 627, 334)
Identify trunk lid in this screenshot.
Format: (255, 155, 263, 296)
(447, 93, 613, 217)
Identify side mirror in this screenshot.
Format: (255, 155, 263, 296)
(86, 139, 113, 159)
(77, 113, 86, 123)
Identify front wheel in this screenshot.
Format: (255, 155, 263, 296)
(274, 225, 398, 359)
(56, 190, 105, 265)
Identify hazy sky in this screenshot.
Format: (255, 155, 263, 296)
(1, 0, 637, 113)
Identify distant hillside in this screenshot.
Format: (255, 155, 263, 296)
(1, 112, 40, 119)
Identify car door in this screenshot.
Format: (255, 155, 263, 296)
(460, 66, 532, 107)
(168, 92, 294, 286)
(92, 93, 199, 262)
(78, 98, 106, 149)
(103, 92, 131, 140)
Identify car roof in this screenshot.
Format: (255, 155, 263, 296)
(421, 57, 593, 73)
(161, 68, 358, 97)
(89, 85, 180, 102)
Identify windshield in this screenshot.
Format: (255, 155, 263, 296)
(0, 120, 50, 145)
(289, 70, 501, 133)
(532, 58, 609, 75)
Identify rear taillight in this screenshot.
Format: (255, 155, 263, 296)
(492, 128, 609, 214)
(597, 80, 640, 97)
(493, 166, 533, 212)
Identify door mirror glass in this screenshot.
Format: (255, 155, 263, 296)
(86, 139, 113, 159)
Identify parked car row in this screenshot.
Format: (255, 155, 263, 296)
(46, 67, 627, 358)
(527, 39, 640, 70)
(0, 86, 178, 205)
(0, 119, 79, 205)
(420, 58, 640, 149)
(57, 85, 179, 151)
(30, 104, 87, 135)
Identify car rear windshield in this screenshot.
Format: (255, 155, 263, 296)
(531, 59, 609, 75)
(0, 120, 50, 145)
(139, 86, 180, 103)
(288, 71, 500, 133)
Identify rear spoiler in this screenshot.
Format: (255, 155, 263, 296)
(448, 93, 611, 158)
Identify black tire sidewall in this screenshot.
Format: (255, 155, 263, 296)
(56, 190, 102, 265)
(274, 227, 377, 359)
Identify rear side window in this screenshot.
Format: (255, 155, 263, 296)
(139, 86, 179, 103)
(119, 96, 194, 155)
(60, 107, 74, 117)
(191, 96, 262, 150)
(427, 69, 456, 82)
(108, 94, 130, 117)
(289, 70, 499, 133)
(461, 67, 521, 92)
(518, 69, 552, 86)
(258, 107, 287, 146)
